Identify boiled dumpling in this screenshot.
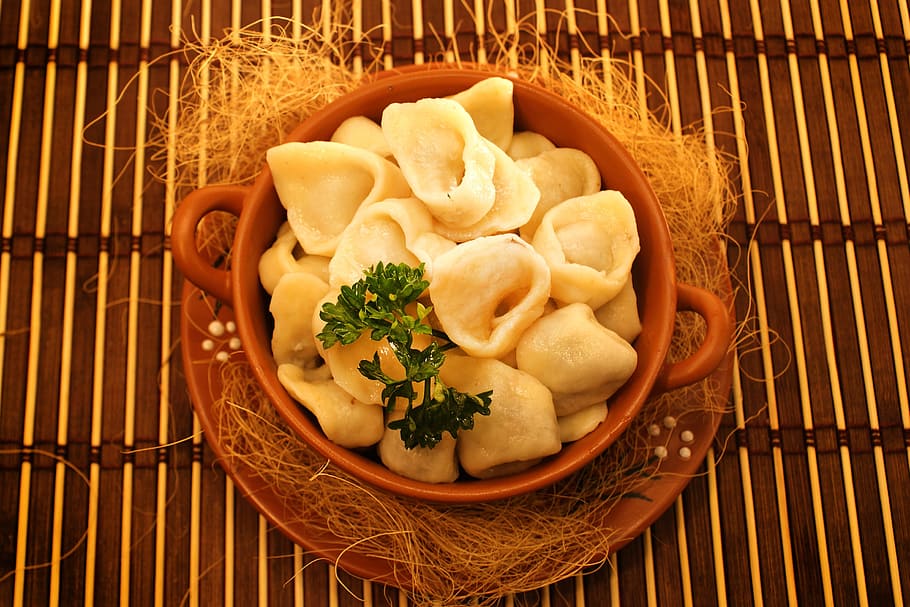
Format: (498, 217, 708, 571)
(429, 234, 550, 359)
(277, 363, 384, 448)
(315, 331, 398, 405)
(507, 131, 556, 160)
(258, 222, 330, 294)
(551, 383, 631, 418)
(449, 76, 514, 151)
(498, 349, 518, 368)
(312, 290, 432, 405)
(328, 197, 436, 287)
(432, 140, 540, 242)
(410, 232, 457, 271)
(382, 86, 540, 242)
(515, 303, 637, 416)
(517, 148, 601, 239)
(377, 409, 460, 483)
(269, 272, 330, 369)
(381, 97, 496, 227)
(267, 140, 411, 256)
(440, 355, 561, 479)
(557, 402, 608, 442)
(593, 278, 642, 342)
(330, 115, 392, 158)
(532, 190, 640, 309)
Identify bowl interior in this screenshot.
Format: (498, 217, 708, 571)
(232, 68, 676, 503)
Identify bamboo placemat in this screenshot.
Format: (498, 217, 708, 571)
(1, 1, 908, 605)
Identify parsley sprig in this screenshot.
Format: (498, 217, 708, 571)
(316, 262, 492, 450)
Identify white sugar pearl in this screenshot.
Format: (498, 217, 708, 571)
(229, 337, 242, 350)
(215, 351, 229, 362)
(663, 415, 677, 429)
(654, 445, 668, 459)
(678, 446, 692, 460)
(225, 320, 236, 333)
(681, 430, 695, 444)
(201, 339, 215, 352)
(208, 320, 225, 336)
(648, 424, 662, 437)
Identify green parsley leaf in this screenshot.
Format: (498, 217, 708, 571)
(388, 383, 493, 449)
(316, 262, 493, 450)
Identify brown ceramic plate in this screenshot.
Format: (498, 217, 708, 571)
(180, 277, 734, 587)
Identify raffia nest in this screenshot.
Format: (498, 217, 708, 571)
(154, 10, 741, 606)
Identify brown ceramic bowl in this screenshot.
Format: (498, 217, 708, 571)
(171, 66, 732, 503)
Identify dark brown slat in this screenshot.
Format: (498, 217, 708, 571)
(649, 507, 687, 606)
(677, 465, 723, 607)
(615, 534, 647, 607)
(192, 444, 226, 607)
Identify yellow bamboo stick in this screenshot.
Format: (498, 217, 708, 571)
(412, 0, 425, 64)
(717, 0, 771, 603)
(259, 516, 269, 606)
(119, 2, 154, 604)
(686, 5, 728, 604)
(564, 0, 582, 81)
(473, 0, 486, 64)
(15, 0, 56, 605)
(154, 2, 182, 605)
(643, 528, 657, 606)
(655, 3, 694, 603)
(84, 0, 122, 603)
(383, 0, 394, 69)
(50, 0, 92, 603)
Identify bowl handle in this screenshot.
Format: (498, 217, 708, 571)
(653, 283, 733, 393)
(171, 185, 248, 306)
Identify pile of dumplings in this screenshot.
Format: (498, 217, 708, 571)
(258, 77, 642, 483)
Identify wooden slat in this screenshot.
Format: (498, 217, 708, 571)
(654, 5, 698, 605)
(713, 1, 770, 603)
(49, 0, 93, 604)
(153, 1, 180, 604)
(117, 0, 153, 603)
(685, 6, 730, 604)
(12, 0, 56, 603)
(83, 1, 123, 604)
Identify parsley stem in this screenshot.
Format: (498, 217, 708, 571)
(430, 328, 458, 346)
